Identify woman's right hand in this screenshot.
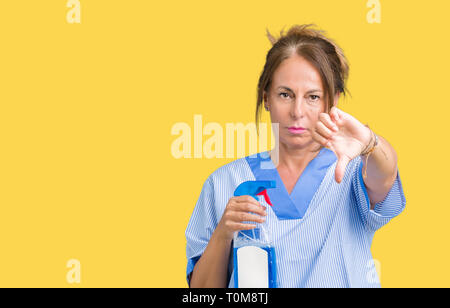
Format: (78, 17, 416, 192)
(215, 195, 268, 241)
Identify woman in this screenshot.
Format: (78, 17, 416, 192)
(185, 24, 406, 288)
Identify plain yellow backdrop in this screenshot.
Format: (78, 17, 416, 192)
(0, 0, 448, 287)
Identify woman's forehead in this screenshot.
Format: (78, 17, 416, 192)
(271, 56, 323, 92)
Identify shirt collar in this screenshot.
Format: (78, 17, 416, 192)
(245, 148, 337, 220)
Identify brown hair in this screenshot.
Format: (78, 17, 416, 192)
(256, 24, 350, 140)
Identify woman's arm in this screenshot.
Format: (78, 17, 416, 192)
(190, 195, 266, 288)
(190, 228, 232, 288)
(361, 133, 399, 210)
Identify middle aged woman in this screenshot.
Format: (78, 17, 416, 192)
(185, 24, 406, 288)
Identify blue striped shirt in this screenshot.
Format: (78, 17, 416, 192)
(185, 148, 406, 288)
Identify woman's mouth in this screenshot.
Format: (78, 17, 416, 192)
(287, 126, 307, 134)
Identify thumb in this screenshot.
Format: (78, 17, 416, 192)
(335, 156, 351, 183)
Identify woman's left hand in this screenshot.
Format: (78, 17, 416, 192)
(312, 106, 372, 183)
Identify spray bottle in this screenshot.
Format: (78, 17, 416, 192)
(232, 180, 277, 288)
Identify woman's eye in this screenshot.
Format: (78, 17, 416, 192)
(279, 92, 291, 99)
(305, 95, 321, 106)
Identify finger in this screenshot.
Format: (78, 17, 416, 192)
(331, 107, 345, 126)
(312, 127, 332, 148)
(319, 113, 339, 132)
(234, 195, 266, 211)
(233, 211, 266, 224)
(315, 121, 335, 140)
(335, 156, 351, 183)
(330, 107, 340, 123)
(234, 195, 260, 206)
(228, 222, 257, 231)
(234, 201, 267, 216)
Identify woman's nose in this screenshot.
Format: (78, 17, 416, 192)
(290, 99, 305, 119)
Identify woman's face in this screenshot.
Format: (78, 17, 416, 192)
(264, 54, 337, 151)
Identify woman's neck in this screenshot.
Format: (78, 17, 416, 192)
(269, 143, 322, 172)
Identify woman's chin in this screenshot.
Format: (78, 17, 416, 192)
(280, 138, 315, 150)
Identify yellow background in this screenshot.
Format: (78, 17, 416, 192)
(0, 0, 448, 287)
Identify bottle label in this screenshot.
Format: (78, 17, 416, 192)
(236, 246, 269, 288)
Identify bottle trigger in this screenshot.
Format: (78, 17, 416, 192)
(256, 189, 273, 207)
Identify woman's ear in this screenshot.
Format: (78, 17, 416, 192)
(333, 93, 341, 107)
(263, 91, 269, 111)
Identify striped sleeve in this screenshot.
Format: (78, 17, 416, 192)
(352, 157, 406, 232)
(185, 176, 218, 287)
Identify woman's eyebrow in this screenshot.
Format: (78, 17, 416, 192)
(277, 86, 294, 92)
(306, 89, 323, 94)
(277, 86, 322, 94)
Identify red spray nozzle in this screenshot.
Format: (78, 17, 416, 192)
(256, 189, 273, 207)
